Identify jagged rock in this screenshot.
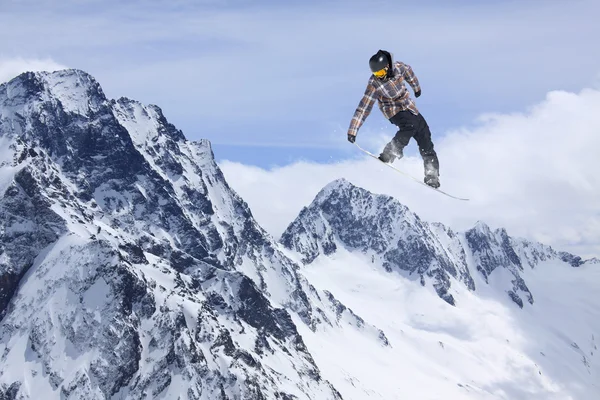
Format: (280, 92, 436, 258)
(281, 178, 586, 308)
(281, 179, 474, 306)
(0, 70, 349, 400)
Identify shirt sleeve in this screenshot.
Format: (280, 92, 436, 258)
(400, 62, 421, 94)
(348, 81, 377, 137)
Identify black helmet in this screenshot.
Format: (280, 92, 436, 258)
(369, 50, 389, 73)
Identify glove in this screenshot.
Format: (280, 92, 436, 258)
(347, 133, 356, 143)
(415, 90, 421, 98)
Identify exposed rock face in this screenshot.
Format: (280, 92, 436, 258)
(281, 178, 589, 308)
(0, 70, 361, 399)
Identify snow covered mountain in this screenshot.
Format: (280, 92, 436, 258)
(0, 70, 387, 399)
(280, 178, 600, 399)
(280, 178, 598, 308)
(1, 69, 598, 400)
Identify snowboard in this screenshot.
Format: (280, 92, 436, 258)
(354, 143, 469, 201)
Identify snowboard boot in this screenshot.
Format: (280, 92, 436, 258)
(424, 174, 440, 189)
(423, 154, 440, 188)
(378, 147, 404, 164)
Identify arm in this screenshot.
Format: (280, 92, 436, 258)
(347, 82, 377, 140)
(400, 62, 421, 96)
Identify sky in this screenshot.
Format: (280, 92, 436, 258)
(1, 0, 600, 257)
(221, 88, 600, 259)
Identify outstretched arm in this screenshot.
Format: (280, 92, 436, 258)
(400, 62, 421, 97)
(347, 82, 377, 141)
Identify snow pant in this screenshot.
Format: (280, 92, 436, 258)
(382, 110, 440, 177)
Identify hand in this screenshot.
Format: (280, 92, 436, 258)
(415, 90, 421, 98)
(347, 133, 356, 143)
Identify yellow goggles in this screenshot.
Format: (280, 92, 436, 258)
(373, 68, 387, 78)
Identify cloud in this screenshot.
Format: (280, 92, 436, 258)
(0, 57, 68, 84)
(220, 88, 600, 259)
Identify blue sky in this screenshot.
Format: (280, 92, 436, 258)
(1, 0, 600, 257)
(2, 0, 599, 167)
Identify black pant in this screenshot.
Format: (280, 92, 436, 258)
(383, 110, 439, 177)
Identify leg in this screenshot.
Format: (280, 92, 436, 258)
(379, 111, 415, 163)
(413, 113, 440, 188)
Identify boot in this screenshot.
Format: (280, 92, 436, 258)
(378, 147, 403, 164)
(424, 174, 440, 189)
(422, 151, 440, 188)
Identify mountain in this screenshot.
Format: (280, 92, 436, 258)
(1, 69, 598, 400)
(0, 70, 386, 400)
(281, 178, 597, 308)
(280, 178, 600, 399)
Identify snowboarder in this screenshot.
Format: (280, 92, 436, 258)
(347, 50, 440, 189)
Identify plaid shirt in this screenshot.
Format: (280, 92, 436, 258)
(348, 61, 421, 137)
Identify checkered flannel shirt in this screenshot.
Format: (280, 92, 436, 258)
(348, 61, 421, 138)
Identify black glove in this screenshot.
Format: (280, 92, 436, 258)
(415, 90, 422, 98)
(347, 133, 356, 143)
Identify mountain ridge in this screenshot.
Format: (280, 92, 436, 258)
(280, 177, 595, 308)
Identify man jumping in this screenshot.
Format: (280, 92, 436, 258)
(347, 49, 440, 188)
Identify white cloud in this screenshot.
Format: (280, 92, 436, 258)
(0, 57, 68, 84)
(220, 88, 600, 259)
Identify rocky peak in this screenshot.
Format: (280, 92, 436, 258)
(0, 69, 365, 399)
(1, 69, 107, 117)
(281, 179, 473, 306)
(113, 97, 185, 143)
(281, 179, 590, 309)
